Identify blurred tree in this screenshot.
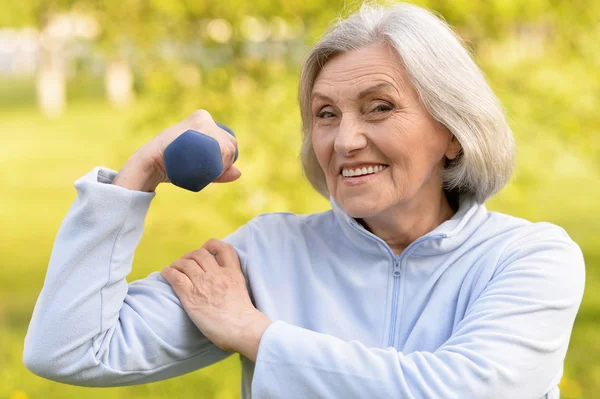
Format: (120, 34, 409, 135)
(1, 0, 74, 116)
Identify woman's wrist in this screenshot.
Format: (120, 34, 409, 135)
(233, 311, 273, 362)
(113, 153, 164, 192)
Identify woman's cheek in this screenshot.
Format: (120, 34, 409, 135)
(312, 130, 330, 169)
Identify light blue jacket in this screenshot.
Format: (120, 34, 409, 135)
(24, 167, 585, 398)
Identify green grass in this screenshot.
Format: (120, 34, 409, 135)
(1, 78, 598, 398)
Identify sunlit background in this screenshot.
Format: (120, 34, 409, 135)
(1, 0, 598, 398)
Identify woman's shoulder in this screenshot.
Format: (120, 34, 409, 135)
(245, 208, 338, 237)
(447, 199, 580, 255)
(479, 210, 584, 275)
(483, 209, 579, 248)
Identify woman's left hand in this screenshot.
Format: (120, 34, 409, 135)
(161, 239, 272, 362)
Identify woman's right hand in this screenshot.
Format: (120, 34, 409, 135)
(113, 110, 240, 192)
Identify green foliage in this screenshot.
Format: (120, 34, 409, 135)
(0, 0, 74, 27)
(1, 0, 599, 398)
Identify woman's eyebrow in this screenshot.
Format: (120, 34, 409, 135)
(311, 82, 395, 104)
(357, 82, 394, 99)
(311, 92, 334, 103)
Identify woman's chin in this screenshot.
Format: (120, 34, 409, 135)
(337, 196, 384, 220)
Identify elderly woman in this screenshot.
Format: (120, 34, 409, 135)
(24, 3, 584, 398)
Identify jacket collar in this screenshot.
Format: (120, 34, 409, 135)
(329, 195, 487, 257)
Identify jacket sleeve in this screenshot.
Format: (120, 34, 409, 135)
(23, 166, 253, 387)
(251, 227, 585, 399)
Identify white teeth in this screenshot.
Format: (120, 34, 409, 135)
(342, 165, 386, 177)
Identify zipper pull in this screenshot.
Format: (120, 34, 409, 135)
(393, 258, 401, 277)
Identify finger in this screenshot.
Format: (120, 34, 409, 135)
(221, 140, 238, 169)
(202, 238, 241, 270)
(213, 166, 241, 183)
(182, 248, 220, 273)
(218, 125, 238, 146)
(186, 109, 215, 129)
(170, 258, 204, 281)
(161, 266, 194, 295)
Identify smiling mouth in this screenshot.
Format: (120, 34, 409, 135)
(341, 165, 388, 178)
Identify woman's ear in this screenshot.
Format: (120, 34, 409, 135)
(445, 135, 461, 161)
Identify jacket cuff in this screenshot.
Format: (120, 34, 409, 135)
(255, 320, 300, 365)
(74, 166, 156, 216)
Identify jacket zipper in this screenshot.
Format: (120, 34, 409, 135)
(388, 257, 402, 347)
(346, 219, 446, 348)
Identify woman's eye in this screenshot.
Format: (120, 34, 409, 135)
(317, 108, 336, 118)
(372, 103, 394, 113)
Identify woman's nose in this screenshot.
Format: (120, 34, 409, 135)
(333, 115, 368, 156)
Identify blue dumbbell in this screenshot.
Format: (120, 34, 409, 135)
(163, 122, 238, 192)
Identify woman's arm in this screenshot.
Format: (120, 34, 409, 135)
(23, 166, 252, 386)
(250, 229, 585, 398)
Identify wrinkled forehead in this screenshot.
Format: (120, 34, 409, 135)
(311, 44, 410, 100)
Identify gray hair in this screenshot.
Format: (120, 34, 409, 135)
(299, 2, 515, 204)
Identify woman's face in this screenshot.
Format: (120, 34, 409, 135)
(311, 43, 459, 221)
